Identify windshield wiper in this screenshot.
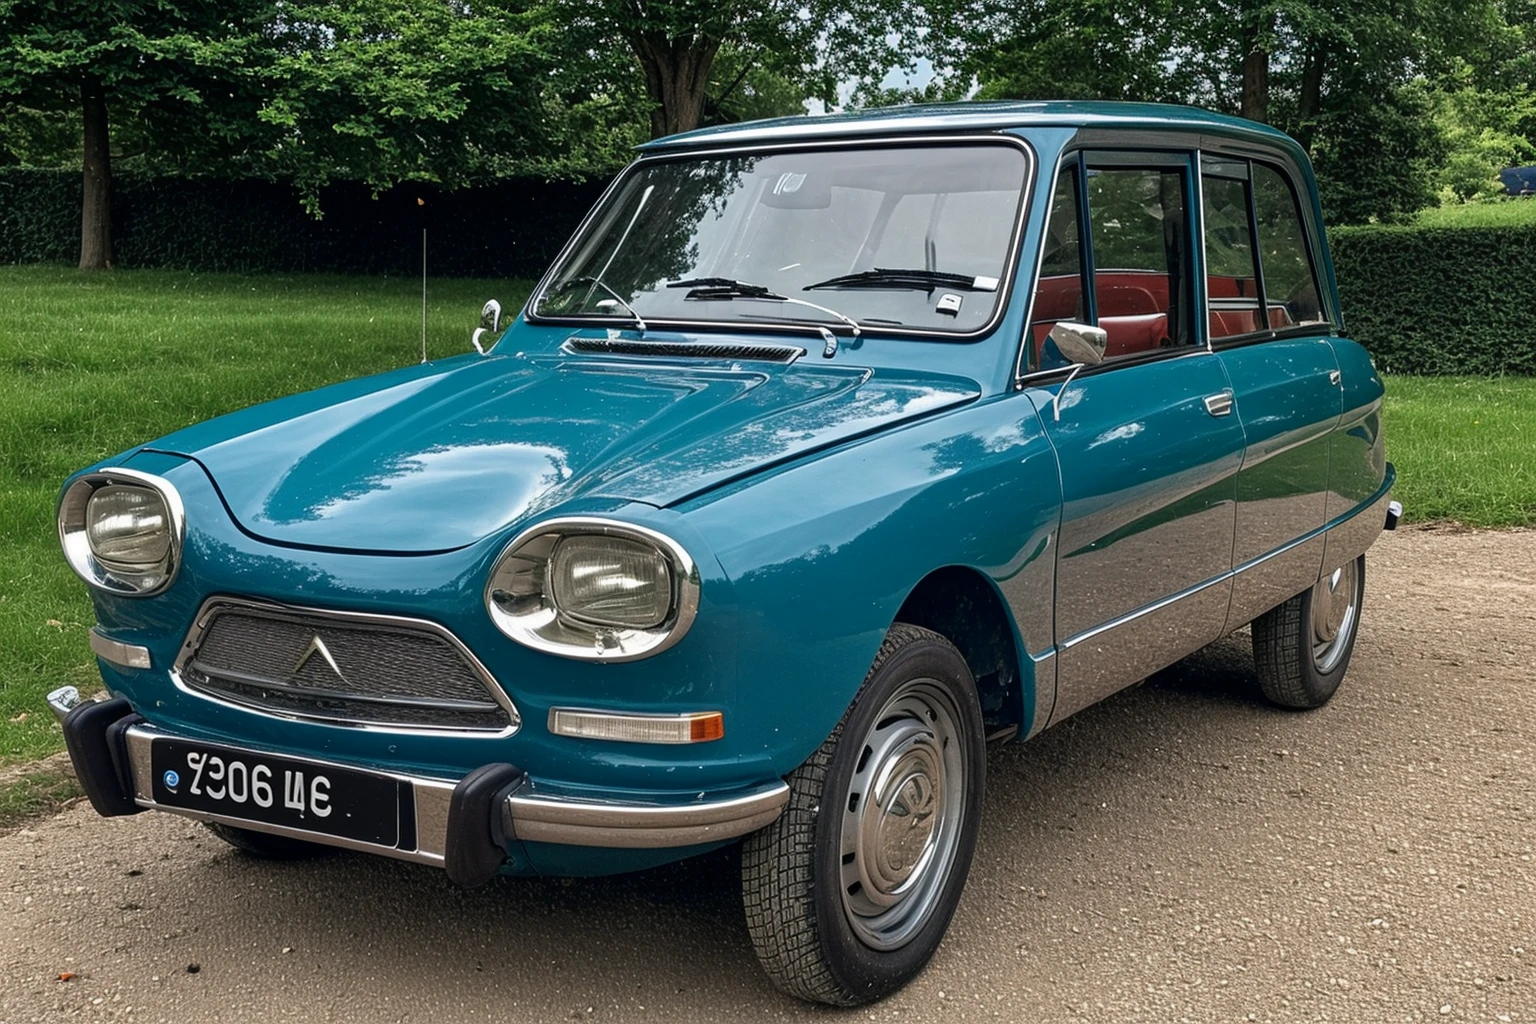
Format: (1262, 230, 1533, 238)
(665, 277, 860, 358)
(549, 276, 647, 331)
(802, 268, 1000, 293)
(665, 277, 784, 299)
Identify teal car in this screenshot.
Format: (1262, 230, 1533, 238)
(49, 102, 1396, 1005)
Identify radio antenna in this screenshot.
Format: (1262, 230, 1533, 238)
(418, 197, 428, 364)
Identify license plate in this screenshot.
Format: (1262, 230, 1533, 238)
(150, 739, 401, 847)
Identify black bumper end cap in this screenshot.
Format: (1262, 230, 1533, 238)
(61, 698, 144, 817)
(444, 762, 524, 888)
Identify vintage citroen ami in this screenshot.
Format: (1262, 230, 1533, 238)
(50, 102, 1397, 1005)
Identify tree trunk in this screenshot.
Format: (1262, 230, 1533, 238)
(1240, 8, 1273, 123)
(630, 33, 721, 138)
(1294, 41, 1326, 149)
(79, 75, 113, 270)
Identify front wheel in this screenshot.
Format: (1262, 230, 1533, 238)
(1252, 554, 1366, 709)
(742, 624, 985, 1005)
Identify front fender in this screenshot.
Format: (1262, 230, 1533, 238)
(680, 391, 1060, 775)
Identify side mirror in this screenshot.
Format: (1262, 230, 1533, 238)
(1042, 321, 1107, 369)
(480, 299, 503, 333)
(471, 298, 503, 355)
(1042, 321, 1108, 423)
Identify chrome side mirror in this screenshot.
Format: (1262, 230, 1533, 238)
(1042, 322, 1108, 422)
(471, 299, 503, 355)
(1043, 321, 1107, 367)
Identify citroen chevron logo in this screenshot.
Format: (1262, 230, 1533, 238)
(292, 635, 346, 682)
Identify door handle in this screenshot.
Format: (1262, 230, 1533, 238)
(1204, 391, 1234, 417)
(1329, 369, 1342, 385)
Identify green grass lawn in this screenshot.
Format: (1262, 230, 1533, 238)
(1381, 375, 1536, 527)
(0, 266, 531, 766)
(0, 267, 1531, 771)
(1412, 198, 1536, 229)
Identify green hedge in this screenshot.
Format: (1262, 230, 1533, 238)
(0, 169, 608, 279)
(1331, 222, 1536, 375)
(4, 168, 1534, 375)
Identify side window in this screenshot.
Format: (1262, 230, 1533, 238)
(1252, 164, 1326, 327)
(1085, 166, 1193, 357)
(1030, 158, 1196, 370)
(1028, 171, 1086, 359)
(1201, 167, 1263, 338)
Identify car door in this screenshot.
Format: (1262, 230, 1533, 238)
(1023, 151, 1245, 726)
(1200, 155, 1343, 629)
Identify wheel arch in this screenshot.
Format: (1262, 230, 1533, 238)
(894, 565, 1031, 740)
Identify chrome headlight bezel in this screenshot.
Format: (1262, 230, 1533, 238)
(484, 517, 700, 662)
(58, 468, 186, 597)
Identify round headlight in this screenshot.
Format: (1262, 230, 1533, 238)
(87, 485, 172, 569)
(485, 518, 699, 661)
(59, 469, 185, 596)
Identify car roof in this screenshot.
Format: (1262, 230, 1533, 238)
(637, 100, 1297, 153)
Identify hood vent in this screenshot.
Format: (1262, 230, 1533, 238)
(565, 337, 805, 364)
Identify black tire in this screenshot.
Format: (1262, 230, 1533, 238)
(1252, 554, 1366, 709)
(204, 822, 336, 860)
(741, 623, 985, 1006)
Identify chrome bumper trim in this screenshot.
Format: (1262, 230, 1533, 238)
(114, 723, 787, 866)
(505, 782, 790, 849)
(46, 685, 84, 722)
(89, 629, 152, 670)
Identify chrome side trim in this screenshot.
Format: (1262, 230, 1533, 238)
(1047, 476, 1395, 724)
(528, 133, 1037, 344)
(89, 628, 152, 670)
(1060, 568, 1230, 652)
(121, 724, 455, 867)
(505, 782, 789, 849)
(172, 596, 521, 738)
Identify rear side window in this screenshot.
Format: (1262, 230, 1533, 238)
(1201, 168, 1263, 338)
(1252, 164, 1325, 327)
(1198, 156, 1327, 340)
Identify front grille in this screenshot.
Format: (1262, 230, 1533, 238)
(178, 600, 514, 731)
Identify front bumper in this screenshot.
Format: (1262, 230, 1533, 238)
(46, 686, 788, 884)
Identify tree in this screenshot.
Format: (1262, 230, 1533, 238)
(252, 0, 566, 207)
(0, 0, 274, 268)
(551, 0, 914, 138)
(936, 0, 1525, 222)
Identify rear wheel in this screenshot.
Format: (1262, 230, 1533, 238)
(1252, 554, 1366, 709)
(741, 624, 985, 1005)
(204, 822, 336, 860)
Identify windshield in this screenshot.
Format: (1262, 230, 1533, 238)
(532, 143, 1030, 335)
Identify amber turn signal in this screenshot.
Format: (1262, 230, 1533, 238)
(548, 708, 724, 744)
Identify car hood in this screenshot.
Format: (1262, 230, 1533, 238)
(145, 350, 982, 553)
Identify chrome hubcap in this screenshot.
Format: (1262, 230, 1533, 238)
(1310, 558, 1359, 674)
(839, 680, 966, 951)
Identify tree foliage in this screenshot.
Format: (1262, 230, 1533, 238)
(934, 0, 1536, 223)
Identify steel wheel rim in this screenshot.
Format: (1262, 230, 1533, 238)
(838, 678, 967, 951)
(1310, 559, 1359, 674)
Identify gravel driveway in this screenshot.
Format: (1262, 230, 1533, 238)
(3, 526, 1534, 1023)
